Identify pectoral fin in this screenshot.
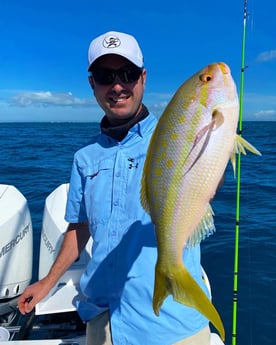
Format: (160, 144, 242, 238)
(184, 111, 224, 176)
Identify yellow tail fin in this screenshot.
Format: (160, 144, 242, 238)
(153, 263, 225, 341)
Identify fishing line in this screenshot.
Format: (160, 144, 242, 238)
(232, 1, 248, 344)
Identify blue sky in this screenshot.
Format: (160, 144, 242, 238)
(1, 0, 275, 122)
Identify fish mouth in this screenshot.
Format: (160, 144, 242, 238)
(217, 62, 230, 75)
(200, 62, 230, 82)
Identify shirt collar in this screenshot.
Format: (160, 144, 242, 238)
(128, 112, 157, 138)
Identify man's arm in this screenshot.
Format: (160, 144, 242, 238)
(18, 221, 90, 314)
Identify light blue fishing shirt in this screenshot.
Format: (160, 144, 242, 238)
(65, 113, 210, 344)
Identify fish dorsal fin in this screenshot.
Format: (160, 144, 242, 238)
(140, 172, 150, 214)
(187, 204, 216, 247)
(140, 147, 152, 214)
(231, 134, 262, 176)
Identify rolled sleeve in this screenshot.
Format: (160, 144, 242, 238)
(65, 156, 88, 223)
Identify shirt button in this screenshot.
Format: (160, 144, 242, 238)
(116, 172, 120, 177)
(113, 201, 119, 206)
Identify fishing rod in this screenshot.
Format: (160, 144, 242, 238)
(232, 1, 248, 344)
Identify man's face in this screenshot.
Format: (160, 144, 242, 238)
(89, 55, 146, 125)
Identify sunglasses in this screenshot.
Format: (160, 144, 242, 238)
(90, 65, 143, 85)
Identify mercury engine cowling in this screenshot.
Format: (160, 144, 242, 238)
(39, 183, 92, 282)
(37, 183, 92, 314)
(0, 185, 33, 300)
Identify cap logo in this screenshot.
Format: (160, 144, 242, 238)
(103, 35, 121, 49)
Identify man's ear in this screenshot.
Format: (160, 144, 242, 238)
(141, 69, 146, 86)
(88, 76, 95, 90)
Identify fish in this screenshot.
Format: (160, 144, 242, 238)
(140, 62, 261, 341)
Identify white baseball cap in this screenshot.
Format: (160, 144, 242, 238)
(88, 31, 144, 71)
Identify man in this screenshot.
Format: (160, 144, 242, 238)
(18, 31, 218, 345)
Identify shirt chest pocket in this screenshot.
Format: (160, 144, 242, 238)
(81, 159, 114, 223)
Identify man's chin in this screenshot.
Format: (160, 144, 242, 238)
(107, 111, 135, 125)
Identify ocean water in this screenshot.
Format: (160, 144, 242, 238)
(0, 121, 275, 345)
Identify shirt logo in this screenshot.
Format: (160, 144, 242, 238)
(103, 35, 121, 49)
(128, 157, 139, 169)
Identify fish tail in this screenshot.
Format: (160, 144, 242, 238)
(153, 262, 225, 341)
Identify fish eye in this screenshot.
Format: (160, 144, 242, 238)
(200, 73, 212, 82)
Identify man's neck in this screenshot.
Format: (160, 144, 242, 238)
(100, 104, 149, 141)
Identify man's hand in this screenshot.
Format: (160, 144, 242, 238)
(18, 221, 90, 315)
(18, 277, 53, 314)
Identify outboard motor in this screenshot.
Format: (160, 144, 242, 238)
(37, 184, 92, 315)
(0, 185, 33, 301)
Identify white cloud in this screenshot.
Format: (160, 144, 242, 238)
(242, 93, 276, 121)
(7, 91, 94, 108)
(144, 92, 172, 117)
(256, 49, 276, 62)
(254, 109, 276, 120)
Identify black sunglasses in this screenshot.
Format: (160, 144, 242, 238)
(90, 65, 143, 85)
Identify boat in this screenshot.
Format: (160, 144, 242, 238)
(0, 184, 90, 344)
